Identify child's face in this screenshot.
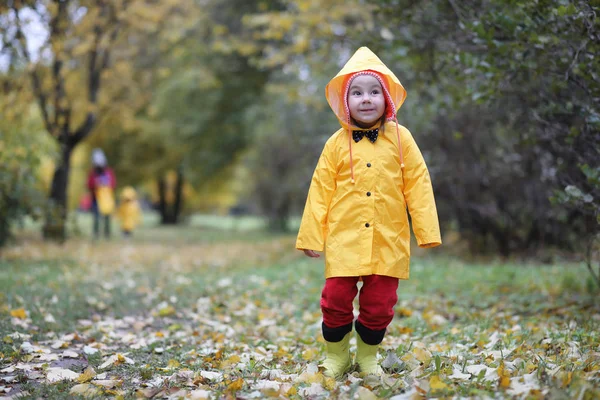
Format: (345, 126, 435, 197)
(347, 75, 385, 127)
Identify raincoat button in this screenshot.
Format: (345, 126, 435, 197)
(366, 192, 371, 196)
(367, 163, 371, 167)
(365, 223, 370, 227)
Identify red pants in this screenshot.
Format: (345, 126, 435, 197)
(321, 275, 399, 331)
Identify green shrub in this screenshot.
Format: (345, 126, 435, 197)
(0, 112, 53, 247)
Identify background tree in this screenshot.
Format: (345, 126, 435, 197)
(86, 0, 282, 224)
(0, 103, 53, 247)
(0, 0, 186, 238)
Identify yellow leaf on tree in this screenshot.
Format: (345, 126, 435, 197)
(10, 308, 27, 319)
(429, 375, 448, 391)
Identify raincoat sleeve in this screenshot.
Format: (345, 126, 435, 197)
(296, 139, 338, 252)
(401, 128, 442, 248)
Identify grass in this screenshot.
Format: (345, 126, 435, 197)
(0, 214, 599, 399)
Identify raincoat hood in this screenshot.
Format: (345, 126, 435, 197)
(120, 186, 137, 201)
(325, 47, 407, 129)
(325, 47, 408, 183)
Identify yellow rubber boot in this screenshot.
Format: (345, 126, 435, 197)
(321, 332, 352, 380)
(356, 335, 383, 376)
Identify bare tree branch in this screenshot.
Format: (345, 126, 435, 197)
(72, 1, 120, 146)
(11, 3, 53, 135)
(50, 0, 69, 141)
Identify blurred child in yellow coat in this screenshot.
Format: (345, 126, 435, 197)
(117, 186, 141, 237)
(296, 47, 442, 379)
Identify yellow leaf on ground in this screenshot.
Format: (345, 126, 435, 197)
(498, 361, 511, 388)
(77, 367, 97, 383)
(92, 379, 122, 389)
(286, 386, 297, 397)
(302, 348, 319, 360)
(397, 326, 413, 334)
(227, 377, 244, 392)
(500, 375, 511, 388)
(10, 308, 27, 319)
(70, 383, 102, 397)
(413, 347, 432, 363)
(220, 354, 241, 368)
(559, 371, 573, 388)
(396, 307, 413, 317)
(158, 305, 176, 316)
(429, 375, 448, 391)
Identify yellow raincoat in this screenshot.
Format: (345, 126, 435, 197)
(296, 47, 441, 280)
(117, 186, 141, 232)
(96, 186, 115, 216)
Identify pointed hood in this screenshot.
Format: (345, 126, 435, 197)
(120, 186, 137, 201)
(325, 47, 408, 183)
(325, 47, 407, 129)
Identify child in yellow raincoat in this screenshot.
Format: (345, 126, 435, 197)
(296, 47, 442, 379)
(117, 186, 141, 237)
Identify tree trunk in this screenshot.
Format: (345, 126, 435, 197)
(172, 168, 184, 224)
(43, 144, 72, 241)
(158, 176, 168, 224)
(157, 170, 184, 225)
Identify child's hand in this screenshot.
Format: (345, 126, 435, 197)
(302, 249, 320, 258)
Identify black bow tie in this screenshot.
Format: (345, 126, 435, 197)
(352, 128, 379, 143)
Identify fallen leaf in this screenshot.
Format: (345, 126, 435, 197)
(77, 367, 97, 383)
(226, 377, 244, 392)
(99, 353, 135, 369)
(83, 345, 99, 355)
(46, 367, 80, 382)
(70, 383, 102, 397)
(62, 350, 79, 358)
(199, 371, 223, 381)
(430, 375, 448, 391)
(10, 309, 27, 319)
(448, 365, 471, 380)
(92, 379, 121, 389)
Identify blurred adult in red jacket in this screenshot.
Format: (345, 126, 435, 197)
(87, 148, 116, 239)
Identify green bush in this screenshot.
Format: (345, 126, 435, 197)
(0, 114, 52, 247)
